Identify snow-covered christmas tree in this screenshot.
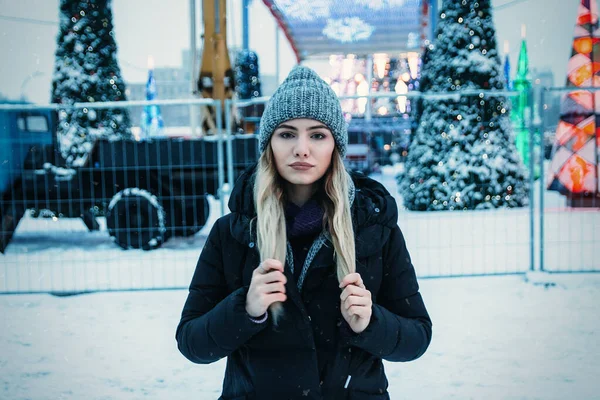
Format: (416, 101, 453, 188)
(51, 0, 132, 166)
(234, 50, 263, 133)
(398, 0, 529, 211)
(234, 50, 262, 100)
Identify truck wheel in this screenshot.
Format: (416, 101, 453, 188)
(172, 196, 210, 237)
(106, 188, 166, 250)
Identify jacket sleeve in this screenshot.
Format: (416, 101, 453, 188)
(341, 224, 432, 362)
(175, 217, 268, 364)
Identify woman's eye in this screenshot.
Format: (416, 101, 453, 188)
(277, 132, 326, 139)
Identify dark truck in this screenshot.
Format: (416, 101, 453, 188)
(0, 107, 259, 253)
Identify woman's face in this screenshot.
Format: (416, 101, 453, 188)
(270, 118, 335, 186)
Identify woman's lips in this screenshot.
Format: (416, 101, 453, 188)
(290, 165, 313, 171)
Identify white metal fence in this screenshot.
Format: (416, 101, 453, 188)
(0, 90, 598, 294)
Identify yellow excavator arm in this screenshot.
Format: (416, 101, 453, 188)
(197, 0, 235, 133)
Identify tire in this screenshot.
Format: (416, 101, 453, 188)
(106, 188, 166, 250)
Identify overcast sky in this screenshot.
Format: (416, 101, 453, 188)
(0, 0, 583, 103)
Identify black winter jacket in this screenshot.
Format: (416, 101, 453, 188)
(176, 165, 432, 399)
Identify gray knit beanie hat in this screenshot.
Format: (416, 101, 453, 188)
(258, 65, 348, 157)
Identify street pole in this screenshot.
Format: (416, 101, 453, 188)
(189, 0, 200, 136)
(243, 0, 249, 51)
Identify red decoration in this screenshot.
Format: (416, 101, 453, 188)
(547, 0, 599, 198)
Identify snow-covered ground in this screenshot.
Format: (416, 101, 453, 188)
(1, 273, 599, 399)
(1, 165, 598, 293)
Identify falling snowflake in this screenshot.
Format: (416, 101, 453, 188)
(322, 17, 375, 43)
(274, 0, 331, 21)
(355, 0, 406, 10)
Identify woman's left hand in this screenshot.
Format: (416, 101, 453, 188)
(339, 273, 373, 334)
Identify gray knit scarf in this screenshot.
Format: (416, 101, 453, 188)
(285, 174, 356, 292)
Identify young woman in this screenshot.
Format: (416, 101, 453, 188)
(176, 66, 432, 400)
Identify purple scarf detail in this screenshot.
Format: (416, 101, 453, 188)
(285, 196, 325, 238)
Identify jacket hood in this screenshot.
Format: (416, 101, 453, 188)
(227, 162, 398, 257)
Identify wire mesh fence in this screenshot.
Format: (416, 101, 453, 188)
(537, 86, 599, 273)
(0, 88, 597, 294)
(0, 99, 258, 293)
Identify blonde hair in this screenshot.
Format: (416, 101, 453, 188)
(251, 145, 355, 325)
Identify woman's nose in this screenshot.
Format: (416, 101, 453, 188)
(294, 136, 309, 157)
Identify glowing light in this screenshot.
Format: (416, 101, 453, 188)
(356, 79, 369, 113)
(331, 81, 340, 96)
(395, 79, 408, 113)
(341, 56, 354, 80)
(407, 51, 419, 79)
(373, 53, 389, 79)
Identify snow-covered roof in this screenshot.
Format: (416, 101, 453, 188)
(262, 0, 426, 61)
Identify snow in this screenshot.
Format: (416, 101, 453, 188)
(34, 163, 77, 181)
(0, 165, 599, 398)
(467, 51, 500, 75)
(1, 273, 598, 399)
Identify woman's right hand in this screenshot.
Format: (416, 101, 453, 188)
(245, 259, 288, 318)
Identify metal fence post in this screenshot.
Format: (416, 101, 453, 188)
(216, 100, 225, 216)
(527, 86, 536, 272)
(538, 88, 546, 272)
(225, 99, 235, 203)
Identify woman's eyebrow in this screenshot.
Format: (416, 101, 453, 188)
(276, 124, 298, 131)
(275, 124, 328, 131)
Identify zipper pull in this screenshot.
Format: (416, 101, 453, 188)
(344, 375, 352, 389)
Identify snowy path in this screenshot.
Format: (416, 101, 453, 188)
(1, 273, 599, 399)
